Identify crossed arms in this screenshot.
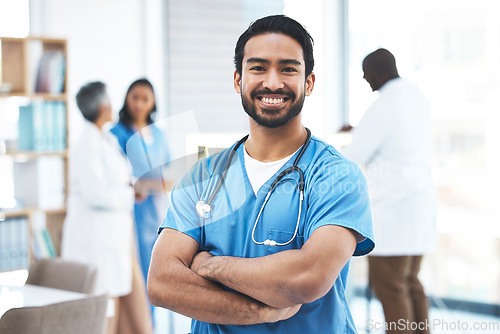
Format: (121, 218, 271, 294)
(147, 224, 357, 325)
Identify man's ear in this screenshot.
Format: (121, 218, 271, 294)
(305, 72, 315, 96)
(234, 70, 242, 94)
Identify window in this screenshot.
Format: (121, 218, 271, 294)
(349, 0, 500, 304)
(0, 0, 29, 38)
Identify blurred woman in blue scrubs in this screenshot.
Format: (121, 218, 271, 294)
(110, 79, 171, 306)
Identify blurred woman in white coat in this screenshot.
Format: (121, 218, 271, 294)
(61, 82, 152, 334)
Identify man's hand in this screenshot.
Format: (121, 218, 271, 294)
(338, 124, 354, 132)
(191, 251, 214, 277)
(191, 251, 302, 323)
(184, 225, 358, 308)
(149, 229, 303, 325)
(135, 190, 148, 202)
(262, 304, 302, 323)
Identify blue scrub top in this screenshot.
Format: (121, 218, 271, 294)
(110, 121, 171, 282)
(110, 121, 170, 181)
(160, 135, 374, 334)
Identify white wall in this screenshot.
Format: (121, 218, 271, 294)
(164, 0, 283, 135)
(29, 0, 347, 158)
(284, 0, 348, 134)
(29, 0, 152, 146)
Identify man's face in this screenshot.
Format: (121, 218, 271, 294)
(234, 33, 315, 128)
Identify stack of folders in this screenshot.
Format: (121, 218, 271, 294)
(32, 228, 57, 260)
(0, 217, 30, 272)
(35, 50, 66, 94)
(18, 101, 66, 152)
(30, 211, 56, 260)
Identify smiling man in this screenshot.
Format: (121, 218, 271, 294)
(147, 15, 374, 333)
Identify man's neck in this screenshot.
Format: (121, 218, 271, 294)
(245, 117, 307, 162)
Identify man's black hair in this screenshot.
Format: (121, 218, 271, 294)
(234, 15, 314, 77)
(363, 48, 399, 79)
(118, 78, 157, 128)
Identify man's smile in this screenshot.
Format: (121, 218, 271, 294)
(256, 94, 290, 108)
(259, 97, 286, 104)
(252, 90, 294, 109)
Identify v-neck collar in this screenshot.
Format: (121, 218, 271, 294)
(236, 143, 302, 200)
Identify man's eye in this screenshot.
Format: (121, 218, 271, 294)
(283, 67, 298, 73)
(250, 66, 265, 71)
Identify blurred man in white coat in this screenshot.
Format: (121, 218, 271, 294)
(341, 48, 436, 334)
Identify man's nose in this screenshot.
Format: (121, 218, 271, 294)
(262, 69, 284, 91)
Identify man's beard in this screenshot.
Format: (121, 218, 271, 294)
(241, 88, 305, 128)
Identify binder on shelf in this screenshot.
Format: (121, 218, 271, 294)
(0, 219, 8, 271)
(30, 211, 56, 260)
(35, 50, 66, 94)
(18, 105, 35, 151)
(45, 101, 55, 151)
(28, 40, 44, 94)
(17, 101, 67, 152)
(19, 216, 30, 268)
(33, 229, 50, 259)
(36, 101, 49, 151)
(42, 229, 56, 257)
(32, 228, 56, 259)
(55, 101, 66, 150)
(0, 218, 30, 272)
(1, 219, 13, 271)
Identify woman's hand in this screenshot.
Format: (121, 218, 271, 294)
(134, 190, 147, 202)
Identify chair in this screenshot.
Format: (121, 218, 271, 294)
(0, 293, 108, 334)
(26, 258, 97, 294)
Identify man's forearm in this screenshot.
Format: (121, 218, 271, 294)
(147, 229, 299, 325)
(191, 225, 357, 308)
(148, 257, 267, 324)
(192, 249, 317, 308)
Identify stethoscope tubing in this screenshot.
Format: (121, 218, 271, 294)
(196, 128, 311, 247)
(206, 134, 248, 207)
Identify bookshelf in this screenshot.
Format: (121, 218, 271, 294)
(0, 37, 68, 271)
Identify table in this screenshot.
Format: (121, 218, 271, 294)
(0, 284, 88, 319)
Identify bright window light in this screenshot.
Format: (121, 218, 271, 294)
(0, 0, 29, 38)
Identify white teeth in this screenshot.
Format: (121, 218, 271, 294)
(261, 97, 284, 104)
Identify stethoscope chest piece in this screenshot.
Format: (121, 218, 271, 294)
(196, 200, 212, 219)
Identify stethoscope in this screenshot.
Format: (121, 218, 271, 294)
(196, 128, 311, 247)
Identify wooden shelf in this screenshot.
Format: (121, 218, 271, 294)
(0, 207, 67, 219)
(0, 36, 67, 100)
(0, 92, 67, 101)
(0, 36, 69, 268)
(0, 151, 68, 159)
(0, 208, 32, 218)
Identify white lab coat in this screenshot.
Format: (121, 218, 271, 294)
(61, 120, 134, 296)
(343, 78, 437, 256)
